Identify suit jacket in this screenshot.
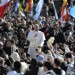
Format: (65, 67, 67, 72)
(45, 70, 56, 75)
(53, 31, 65, 44)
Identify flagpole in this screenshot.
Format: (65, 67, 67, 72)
(51, 0, 58, 20)
(30, 0, 33, 18)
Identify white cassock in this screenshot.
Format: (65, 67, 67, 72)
(27, 30, 45, 58)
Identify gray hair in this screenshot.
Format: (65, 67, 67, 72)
(34, 24, 39, 28)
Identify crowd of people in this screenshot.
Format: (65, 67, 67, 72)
(0, 0, 75, 75)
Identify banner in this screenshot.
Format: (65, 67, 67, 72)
(34, 0, 44, 20)
(0, 0, 10, 18)
(25, 0, 33, 12)
(69, 5, 75, 18)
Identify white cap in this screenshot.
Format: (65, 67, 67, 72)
(10, 52, 20, 62)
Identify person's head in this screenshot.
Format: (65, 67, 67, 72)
(33, 24, 39, 32)
(1, 37, 6, 45)
(27, 25, 33, 31)
(43, 62, 52, 71)
(64, 52, 72, 62)
(0, 57, 5, 66)
(19, 28, 25, 34)
(6, 39, 15, 47)
(36, 48, 42, 54)
(54, 58, 61, 68)
(18, 45, 24, 53)
(36, 54, 44, 63)
(47, 55, 54, 65)
(54, 26, 59, 32)
(69, 25, 74, 31)
(6, 22, 12, 29)
(72, 48, 75, 56)
(42, 21, 46, 26)
(30, 58, 37, 67)
(0, 41, 3, 48)
(14, 61, 21, 72)
(37, 62, 43, 67)
(2, 32, 8, 38)
(11, 35, 18, 41)
(19, 33, 25, 39)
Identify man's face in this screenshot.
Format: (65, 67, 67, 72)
(73, 51, 75, 56)
(6, 41, 12, 47)
(34, 25, 39, 31)
(43, 66, 47, 71)
(18, 47, 24, 53)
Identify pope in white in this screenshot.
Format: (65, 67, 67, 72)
(27, 24, 45, 58)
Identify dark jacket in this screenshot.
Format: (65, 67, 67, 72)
(0, 66, 8, 75)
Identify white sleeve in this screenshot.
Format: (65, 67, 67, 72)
(64, 45, 70, 53)
(62, 70, 66, 75)
(38, 32, 45, 47)
(27, 31, 35, 41)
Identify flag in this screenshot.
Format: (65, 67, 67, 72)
(25, 0, 33, 12)
(18, 3, 22, 13)
(69, 5, 75, 18)
(62, 0, 67, 7)
(14, 1, 19, 14)
(61, 0, 69, 22)
(34, 0, 44, 20)
(18, 0, 24, 13)
(0, 0, 10, 18)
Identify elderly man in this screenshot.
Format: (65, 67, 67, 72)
(27, 24, 45, 58)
